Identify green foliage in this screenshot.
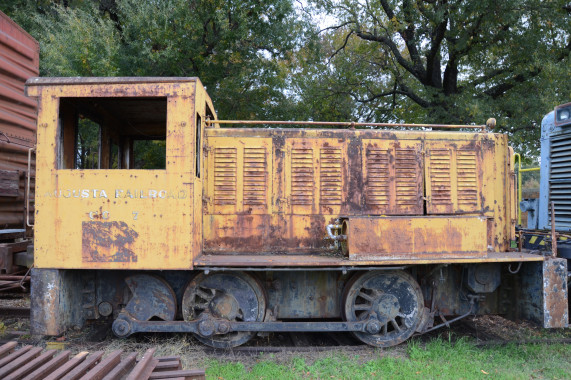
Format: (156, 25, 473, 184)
(5, 0, 570, 154)
(9, 0, 311, 120)
(133, 140, 166, 169)
(308, 0, 571, 156)
(76, 118, 100, 169)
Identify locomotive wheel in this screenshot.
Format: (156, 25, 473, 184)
(343, 270, 423, 347)
(123, 274, 177, 321)
(181, 271, 266, 348)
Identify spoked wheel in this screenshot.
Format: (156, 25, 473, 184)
(181, 271, 266, 348)
(343, 270, 424, 347)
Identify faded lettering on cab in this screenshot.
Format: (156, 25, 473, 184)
(44, 189, 187, 199)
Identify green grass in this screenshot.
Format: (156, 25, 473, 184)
(206, 339, 571, 379)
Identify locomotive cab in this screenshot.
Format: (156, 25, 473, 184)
(26, 77, 211, 270)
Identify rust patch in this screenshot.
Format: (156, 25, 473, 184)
(345, 136, 363, 213)
(346, 216, 487, 259)
(542, 258, 569, 328)
(82, 221, 138, 262)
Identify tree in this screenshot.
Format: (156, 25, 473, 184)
(312, 0, 571, 155)
(8, 0, 311, 120)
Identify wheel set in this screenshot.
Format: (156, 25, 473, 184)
(181, 272, 266, 348)
(114, 270, 424, 348)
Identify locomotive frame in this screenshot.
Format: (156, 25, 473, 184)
(26, 77, 568, 348)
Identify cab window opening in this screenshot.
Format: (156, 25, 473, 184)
(58, 97, 167, 170)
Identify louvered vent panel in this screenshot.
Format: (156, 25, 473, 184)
(550, 134, 571, 228)
(320, 148, 342, 205)
(366, 148, 389, 206)
(214, 148, 237, 205)
(291, 148, 314, 205)
(395, 148, 418, 206)
(243, 147, 267, 206)
(457, 149, 478, 207)
(429, 149, 452, 205)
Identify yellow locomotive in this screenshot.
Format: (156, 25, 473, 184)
(26, 77, 568, 348)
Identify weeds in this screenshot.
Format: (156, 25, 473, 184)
(207, 339, 571, 380)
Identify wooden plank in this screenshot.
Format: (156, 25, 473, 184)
(44, 351, 89, 380)
(148, 369, 206, 380)
(154, 360, 181, 372)
(0, 345, 33, 368)
(155, 356, 180, 363)
(60, 351, 104, 380)
(101, 353, 136, 380)
(0, 346, 42, 378)
(23, 350, 71, 380)
(126, 348, 156, 380)
(0, 341, 17, 359)
(78, 350, 122, 380)
(0, 170, 20, 197)
(5, 349, 55, 380)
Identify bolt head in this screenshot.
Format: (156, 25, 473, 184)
(218, 321, 230, 334)
(366, 320, 381, 335)
(198, 320, 215, 337)
(112, 319, 131, 337)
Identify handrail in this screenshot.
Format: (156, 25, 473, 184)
(206, 119, 492, 131)
(513, 152, 540, 226)
(26, 146, 35, 228)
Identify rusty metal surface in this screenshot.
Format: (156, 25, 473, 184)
(203, 128, 512, 259)
(0, 240, 30, 274)
(180, 272, 266, 348)
(266, 271, 345, 319)
(28, 80, 204, 271)
(82, 221, 139, 263)
(29, 77, 514, 269)
(343, 270, 424, 347)
(123, 274, 177, 321)
(542, 258, 568, 328)
(510, 258, 569, 329)
(343, 216, 488, 259)
(26, 77, 199, 86)
(0, 342, 206, 380)
(194, 251, 544, 267)
(206, 119, 487, 130)
(114, 312, 370, 335)
(0, 11, 38, 232)
(30, 268, 84, 335)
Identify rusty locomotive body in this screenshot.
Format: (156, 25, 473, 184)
(26, 77, 567, 348)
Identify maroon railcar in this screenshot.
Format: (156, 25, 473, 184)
(0, 10, 38, 275)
